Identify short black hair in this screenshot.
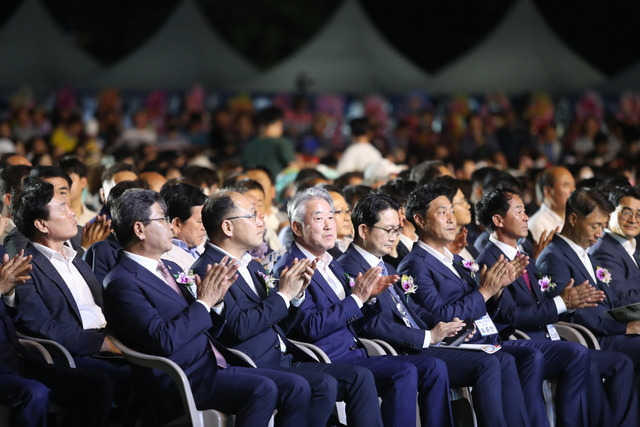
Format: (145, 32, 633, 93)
(11, 180, 54, 240)
(29, 166, 72, 188)
(405, 183, 451, 229)
(245, 166, 275, 186)
(231, 179, 265, 196)
(106, 179, 150, 210)
(349, 117, 370, 137)
(111, 189, 166, 248)
(431, 175, 460, 201)
(334, 171, 364, 190)
(351, 193, 401, 231)
(58, 155, 87, 178)
(410, 160, 445, 185)
(255, 106, 284, 128)
(184, 165, 219, 188)
(476, 188, 521, 231)
(566, 187, 615, 219)
(202, 190, 237, 238)
(160, 183, 207, 222)
(609, 186, 640, 207)
(1, 164, 31, 195)
(342, 185, 373, 209)
(483, 173, 522, 196)
(377, 179, 417, 207)
(101, 163, 136, 183)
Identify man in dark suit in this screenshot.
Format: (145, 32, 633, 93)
(538, 188, 640, 370)
(476, 187, 638, 427)
(338, 193, 529, 427)
(274, 187, 454, 427)
(191, 189, 383, 427)
(103, 189, 310, 427)
(399, 182, 592, 427)
(8, 180, 132, 417)
(590, 186, 640, 301)
(0, 251, 113, 427)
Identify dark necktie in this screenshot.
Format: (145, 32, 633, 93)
(378, 260, 419, 329)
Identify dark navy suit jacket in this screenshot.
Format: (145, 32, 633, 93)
(477, 241, 561, 340)
(274, 244, 379, 363)
(537, 235, 629, 339)
(83, 233, 122, 287)
(103, 253, 234, 408)
(590, 232, 640, 302)
(338, 245, 437, 353)
(5, 226, 84, 258)
(14, 243, 105, 356)
(191, 245, 312, 367)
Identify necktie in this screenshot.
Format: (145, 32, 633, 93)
(156, 262, 183, 295)
(516, 251, 532, 292)
(378, 260, 419, 329)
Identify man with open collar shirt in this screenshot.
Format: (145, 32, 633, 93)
(399, 183, 592, 427)
(191, 189, 383, 427)
(274, 187, 453, 427)
(477, 187, 638, 427)
(338, 192, 529, 427)
(538, 187, 640, 370)
(590, 185, 640, 301)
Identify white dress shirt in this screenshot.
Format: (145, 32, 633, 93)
(604, 229, 638, 267)
(33, 242, 106, 329)
(529, 203, 564, 243)
(557, 234, 597, 283)
(418, 240, 461, 278)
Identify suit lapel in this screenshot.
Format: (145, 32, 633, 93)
(247, 262, 268, 301)
(122, 255, 188, 306)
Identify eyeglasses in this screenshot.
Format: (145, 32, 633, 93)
(619, 208, 640, 221)
(147, 216, 171, 225)
(371, 225, 403, 237)
(334, 209, 352, 217)
(225, 210, 258, 222)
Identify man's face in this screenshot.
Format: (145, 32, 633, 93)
(548, 168, 575, 211)
(45, 177, 70, 199)
(228, 192, 264, 251)
(143, 202, 175, 255)
(294, 198, 336, 256)
(609, 196, 640, 239)
(497, 194, 529, 243)
(421, 195, 457, 246)
(42, 194, 78, 242)
(246, 170, 275, 207)
(245, 189, 265, 214)
(362, 208, 400, 258)
(452, 189, 471, 226)
(68, 173, 85, 203)
(175, 205, 206, 248)
(570, 209, 608, 249)
(329, 192, 353, 239)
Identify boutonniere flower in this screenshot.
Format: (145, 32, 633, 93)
(257, 271, 278, 295)
(535, 273, 556, 292)
(344, 273, 355, 288)
(595, 267, 612, 285)
(401, 274, 417, 302)
(458, 259, 479, 278)
(174, 270, 196, 286)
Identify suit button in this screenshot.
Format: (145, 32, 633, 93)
(545, 333, 550, 338)
(275, 344, 280, 350)
(349, 345, 356, 351)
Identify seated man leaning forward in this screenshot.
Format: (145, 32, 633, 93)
(103, 188, 316, 427)
(274, 186, 454, 427)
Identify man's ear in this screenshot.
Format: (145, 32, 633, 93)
(33, 218, 47, 234)
(357, 224, 368, 241)
(291, 220, 304, 237)
(567, 212, 578, 227)
(3, 193, 10, 211)
(221, 219, 233, 238)
(413, 214, 425, 230)
(171, 217, 181, 234)
(492, 214, 504, 229)
(133, 221, 146, 240)
(79, 176, 88, 191)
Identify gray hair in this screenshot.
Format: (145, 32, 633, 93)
(287, 187, 334, 224)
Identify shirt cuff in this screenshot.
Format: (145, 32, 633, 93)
(196, 299, 214, 313)
(276, 292, 291, 309)
(350, 294, 364, 308)
(290, 292, 305, 307)
(423, 330, 431, 348)
(1, 292, 15, 307)
(553, 295, 567, 314)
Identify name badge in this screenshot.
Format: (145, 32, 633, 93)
(474, 314, 498, 337)
(546, 324, 561, 341)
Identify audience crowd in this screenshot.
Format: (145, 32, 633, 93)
(0, 86, 640, 426)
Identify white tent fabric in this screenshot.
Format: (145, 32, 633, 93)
(598, 60, 640, 93)
(82, 0, 259, 91)
(426, 0, 606, 93)
(235, 0, 432, 93)
(0, 0, 103, 91)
